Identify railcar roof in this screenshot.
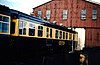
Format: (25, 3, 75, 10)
(10, 9, 50, 24)
(10, 9, 76, 33)
(0, 5, 10, 15)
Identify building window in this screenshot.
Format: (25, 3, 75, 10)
(46, 10, 50, 19)
(63, 10, 68, 19)
(92, 9, 97, 20)
(81, 9, 86, 20)
(38, 10, 42, 18)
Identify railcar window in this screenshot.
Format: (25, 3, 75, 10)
(0, 16, 9, 33)
(0, 22, 1, 32)
(63, 32, 65, 39)
(59, 31, 62, 39)
(66, 33, 68, 39)
(19, 21, 27, 35)
(69, 33, 72, 40)
(46, 28, 49, 37)
(38, 26, 43, 37)
(2, 23, 9, 32)
(3, 17, 9, 22)
(29, 24, 35, 36)
(0, 16, 2, 21)
(50, 29, 52, 38)
(10, 22, 15, 34)
(0, 16, 2, 32)
(55, 30, 58, 38)
(73, 34, 75, 40)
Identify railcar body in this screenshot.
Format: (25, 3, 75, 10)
(0, 5, 11, 47)
(10, 9, 78, 53)
(0, 5, 78, 53)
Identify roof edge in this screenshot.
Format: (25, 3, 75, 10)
(33, 0, 100, 10)
(33, 0, 52, 9)
(86, 0, 100, 5)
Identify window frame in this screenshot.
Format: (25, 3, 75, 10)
(19, 20, 27, 35)
(0, 15, 10, 33)
(59, 31, 62, 39)
(92, 9, 97, 20)
(50, 28, 52, 38)
(38, 25, 43, 37)
(63, 32, 65, 39)
(81, 9, 86, 20)
(69, 33, 72, 40)
(62, 10, 68, 20)
(66, 32, 68, 40)
(46, 10, 51, 19)
(29, 23, 35, 36)
(37, 10, 42, 18)
(46, 27, 49, 37)
(55, 30, 59, 38)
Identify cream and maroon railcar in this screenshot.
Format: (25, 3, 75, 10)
(10, 9, 78, 53)
(0, 5, 78, 53)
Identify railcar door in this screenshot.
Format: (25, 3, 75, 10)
(10, 13, 19, 36)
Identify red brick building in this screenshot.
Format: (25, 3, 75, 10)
(33, 0, 100, 48)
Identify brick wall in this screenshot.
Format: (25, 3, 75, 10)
(33, 0, 100, 48)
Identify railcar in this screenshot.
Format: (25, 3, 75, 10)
(10, 9, 78, 53)
(0, 5, 11, 47)
(0, 5, 78, 54)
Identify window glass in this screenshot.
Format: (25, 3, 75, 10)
(69, 33, 72, 39)
(73, 34, 75, 40)
(19, 21, 23, 29)
(55, 30, 58, 38)
(66, 33, 68, 39)
(46, 28, 49, 37)
(23, 22, 26, 35)
(29, 24, 35, 36)
(2, 23, 9, 33)
(19, 21, 23, 34)
(63, 10, 68, 19)
(38, 26, 43, 37)
(59, 31, 62, 39)
(3, 17, 9, 22)
(92, 9, 97, 20)
(50, 29, 52, 38)
(0, 16, 9, 33)
(0, 16, 2, 21)
(63, 32, 65, 39)
(19, 21, 26, 35)
(0, 22, 2, 32)
(38, 10, 42, 18)
(46, 10, 50, 19)
(81, 9, 86, 20)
